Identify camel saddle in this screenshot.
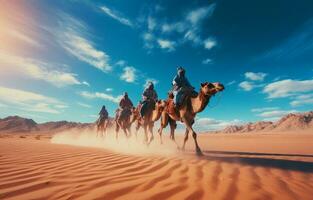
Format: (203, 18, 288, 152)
(116, 108, 132, 121)
(166, 90, 197, 118)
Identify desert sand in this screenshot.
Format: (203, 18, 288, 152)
(0, 130, 313, 200)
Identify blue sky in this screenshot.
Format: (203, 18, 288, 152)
(0, 0, 313, 130)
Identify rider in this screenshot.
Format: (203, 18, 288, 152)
(140, 81, 158, 117)
(99, 105, 109, 121)
(171, 67, 194, 106)
(117, 92, 133, 120)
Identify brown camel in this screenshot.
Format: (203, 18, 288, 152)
(133, 100, 166, 144)
(97, 118, 114, 137)
(96, 117, 108, 137)
(158, 82, 224, 155)
(115, 108, 137, 139)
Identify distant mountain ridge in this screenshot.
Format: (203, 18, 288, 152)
(216, 111, 313, 133)
(0, 116, 94, 133)
(1, 111, 313, 134)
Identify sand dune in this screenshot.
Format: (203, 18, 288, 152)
(0, 131, 313, 200)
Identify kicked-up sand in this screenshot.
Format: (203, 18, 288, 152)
(0, 130, 313, 200)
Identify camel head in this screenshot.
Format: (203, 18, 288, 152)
(200, 82, 224, 96)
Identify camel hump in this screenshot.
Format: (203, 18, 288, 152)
(166, 98, 180, 117)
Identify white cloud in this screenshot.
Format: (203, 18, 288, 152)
(239, 81, 255, 91)
(202, 58, 212, 64)
(100, 6, 133, 27)
(290, 98, 313, 107)
(157, 39, 176, 51)
(184, 4, 216, 47)
(251, 107, 280, 112)
(263, 79, 313, 99)
(0, 52, 85, 87)
(227, 80, 236, 86)
(147, 16, 156, 31)
(257, 109, 297, 118)
(142, 33, 155, 49)
(141, 4, 217, 51)
(184, 30, 201, 45)
(115, 60, 126, 66)
(245, 72, 267, 81)
(143, 33, 154, 41)
(204, 38, 217, 49)
(194, 117, 243, 131)
(106, 88, 113, 92)
(56, 14, 112, 72)
(79, 91, 122, 104)
(186, 4, 216, 25)
(239, 72, 267, 91)
(61, 32, 112, 72)
(290, 94, 313, 107)
(0, 86, 65, 114)
(120, 66, 137, 83)
(82, 81, 90, 86)
(161, 22, 186, 33)
(77, 102, 92, 108)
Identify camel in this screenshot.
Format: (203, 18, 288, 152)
(132, 100, 166, 144)
(96, 117, 108, 137)
(114, 108, 137, 139)
(158, 82, 224, 155)
(97, 118, 114, 137)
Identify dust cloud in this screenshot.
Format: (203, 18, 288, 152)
(51, 128, 179, 156)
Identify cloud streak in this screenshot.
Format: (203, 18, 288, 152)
(0, 52, 85, 87)
(245, 72, 267, 81)
(79, 91, 122, 104)
(0, 86, 66, 114)
(57, 14, 112, 72)
(263, 79, 313, 99)
(100, 5, 133, 27)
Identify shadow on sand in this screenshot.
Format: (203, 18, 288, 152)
(199, 150, 313, 173)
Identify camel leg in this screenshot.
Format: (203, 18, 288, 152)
(127, 126, 132, 139)
(158, 126, 164, 145)
(148, 123, 154, 145)
(143, 125, 148, 145)
(169, 120, 179, 149)
(183, 120, 203, 156)
(135, 122, 140, 140)
(158, 122, 167, 145)
(192, 131, 202, 156)
(115, 122, 119, 140)
(102, 121, 106, 138)
(182, 129, 189, 151)
(158, 113, 169, 145)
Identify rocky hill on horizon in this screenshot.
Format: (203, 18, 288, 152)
(215, 111, 313, 133)
(1, 111, 313, 134)
(0, 116, 94, 133)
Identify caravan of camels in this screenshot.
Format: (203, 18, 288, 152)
(96, 67, 225, 155)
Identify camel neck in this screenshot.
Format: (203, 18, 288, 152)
(152, 106, 162, 121)
(190, 92, 211, 114)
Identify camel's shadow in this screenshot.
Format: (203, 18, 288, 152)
(196, 150, 313, 173)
